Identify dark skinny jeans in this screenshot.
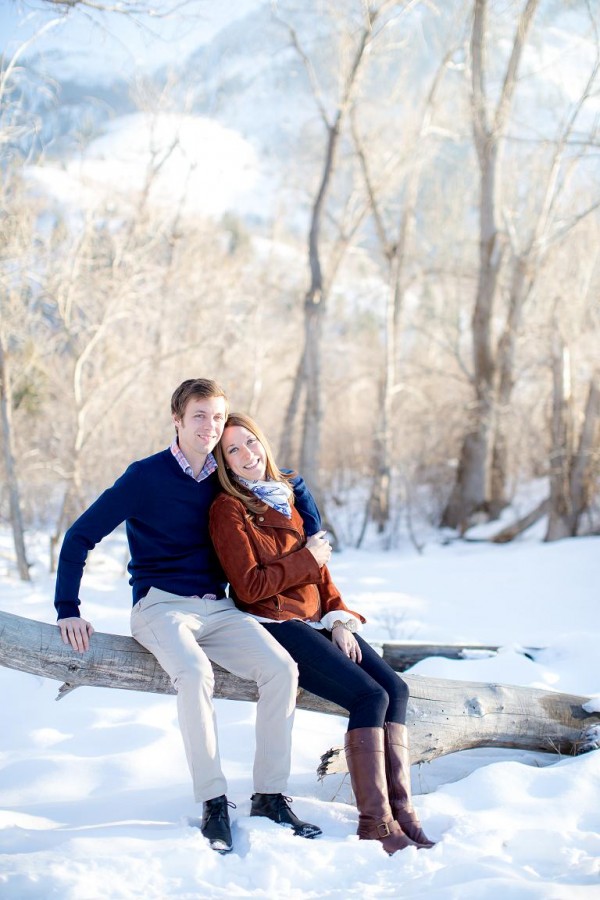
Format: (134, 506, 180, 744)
(263, 619, 409, 731)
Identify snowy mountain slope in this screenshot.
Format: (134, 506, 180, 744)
(25, 112, 266, 220)
(5, 2, 599, 236)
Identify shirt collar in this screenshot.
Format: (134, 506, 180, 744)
(170, 440, 217, 482)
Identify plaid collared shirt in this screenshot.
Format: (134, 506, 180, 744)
(170, 440, 218, 482)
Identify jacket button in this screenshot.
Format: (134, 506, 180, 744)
(258, 516, 264, 521)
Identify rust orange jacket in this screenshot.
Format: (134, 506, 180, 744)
(209, 492, 365, 625)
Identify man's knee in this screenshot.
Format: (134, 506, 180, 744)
(282, 653, 299, 688)
(173, 658, 215, 694)
(258, 648, 299, 692)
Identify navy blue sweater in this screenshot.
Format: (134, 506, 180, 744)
(54, 449, 321, 620)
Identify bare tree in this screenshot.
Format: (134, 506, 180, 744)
(546, 326, 600, 541)
(442, 0, 541, 532)
(38, 0, 191, 14)
(0, 328, 30, 580)
(490, 39, 600, 517)
(351, 39, 456, 533)
(275, 0, 400, 508)
(0, 11, 55, 581)
(3, 0, 600, 551)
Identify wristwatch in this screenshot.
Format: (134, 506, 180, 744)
(332, 618, 358, 633)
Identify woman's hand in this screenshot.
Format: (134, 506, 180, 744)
(332, 625, 362, 663)
(306, 530, 332, 567)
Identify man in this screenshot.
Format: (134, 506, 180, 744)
(55, 378, 322, 853)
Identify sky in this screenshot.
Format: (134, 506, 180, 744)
(0, 0, 262, 80)
(0, 522, 598, 898)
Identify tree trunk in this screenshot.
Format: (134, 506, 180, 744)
(299, 294, 325, 496)
(373, 270, 398, 532)
(546, 335, 573, 541)
(546, 365, 600, 541)
(568, 372, 600, 535)
(489, 256, 532, 517)
(442, 422, 492, 533)
(279, 10, 376, 503)
(49, 484, 78, 574)
(442, 0, 540, 530)
(0, 330, 30, 581)
(278, 345, 306, 466)
(353, 48, 452, 535)
(489, 427, 509, 520)
(488, 48, 597, 516)
(1, 611, 597, 768)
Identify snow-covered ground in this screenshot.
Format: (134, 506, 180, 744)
(0, 527, 598, 899)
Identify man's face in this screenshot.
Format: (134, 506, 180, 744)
(173, 395, 227, 461)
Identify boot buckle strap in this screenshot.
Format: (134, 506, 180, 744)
(376, 821, 391, 838)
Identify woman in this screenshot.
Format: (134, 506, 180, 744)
(209, 413, 435, 855)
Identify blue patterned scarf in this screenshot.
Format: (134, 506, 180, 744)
(235, 476, 293, 518)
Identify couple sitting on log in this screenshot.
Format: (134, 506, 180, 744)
(56, 378, 435, 855)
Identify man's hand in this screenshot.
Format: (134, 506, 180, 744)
(57, 617, 94, 653)
(306, 530, 332, 567)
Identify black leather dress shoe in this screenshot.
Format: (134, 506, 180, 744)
(201, 794, 234, 853)
(250, 793, 322, 838)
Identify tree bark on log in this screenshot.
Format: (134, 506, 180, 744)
(2, 611, 598, 770)
(318, 672, 600, 777)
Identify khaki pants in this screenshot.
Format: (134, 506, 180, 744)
(131, 588, 298, 802)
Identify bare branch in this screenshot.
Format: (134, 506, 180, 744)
(270, 2, 330, 128)
(492, 0, 540, 136)
(38, 0, 194, 15)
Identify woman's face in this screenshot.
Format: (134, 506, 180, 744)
(222, 425, 267, 481)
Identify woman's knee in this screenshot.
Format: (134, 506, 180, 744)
(348, 683, 390, 729)
(385, 675, 409, 723)
(370, 682, 391, 713)
(389, 675, 409, 703)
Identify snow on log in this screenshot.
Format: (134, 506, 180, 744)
(1, 610, 598, 768)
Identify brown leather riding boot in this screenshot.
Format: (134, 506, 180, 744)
(344, 727, 417, 855)
(384, 722, 436, 848)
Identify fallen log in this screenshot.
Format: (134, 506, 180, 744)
(490, 498, 550, 543)
(0, 609, 347, 714)
(317, 678, 600, 778)
(1, 610, 598, 768)
(377, 641, 541, 671)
